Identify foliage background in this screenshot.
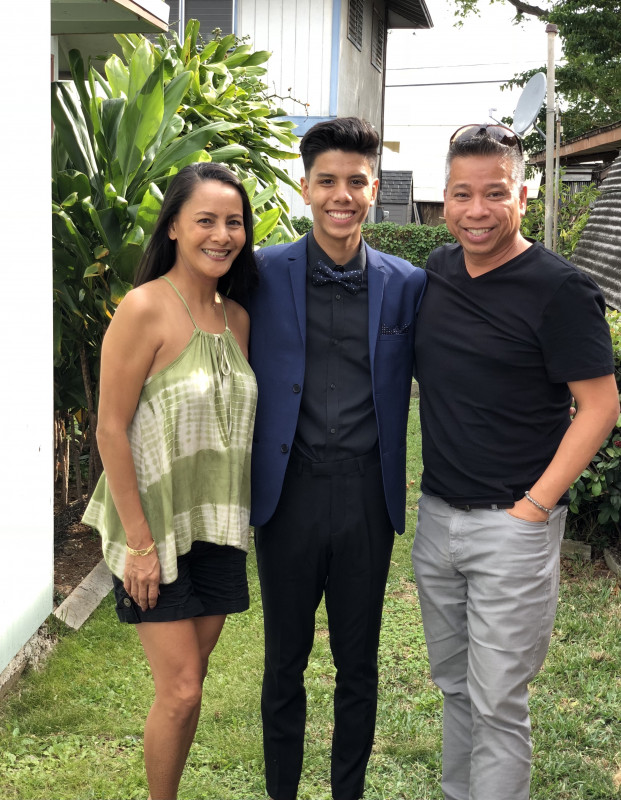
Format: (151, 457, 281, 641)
(52, 24, 300, 506)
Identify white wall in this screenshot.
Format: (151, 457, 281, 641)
(0, 1, 53, 673)
(237, 0, 387, 220)
(237, 0, 334, 117)
(336, 0, 384, 129)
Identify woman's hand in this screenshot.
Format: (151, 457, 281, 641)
(124, 549, 161, 611)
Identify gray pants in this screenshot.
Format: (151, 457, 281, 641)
(412, 494, 567, 800)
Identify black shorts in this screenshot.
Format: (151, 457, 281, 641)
(112, 540, 249, 624)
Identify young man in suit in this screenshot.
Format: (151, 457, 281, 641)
(248, 117, 427, 800)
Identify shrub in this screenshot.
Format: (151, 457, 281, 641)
(361, 222, 455, 267)
(521, 180, 601, 259)
(291, 218, 455, 265)
(291, 216, 313, 236)
(567, 308, 621, 551)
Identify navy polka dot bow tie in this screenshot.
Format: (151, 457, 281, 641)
(311, 259, 363, 295)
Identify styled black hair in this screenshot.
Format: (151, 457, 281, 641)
(299, 117, 379, 173)
(134, 162, 258, 299)
(445, 133, 525, 188)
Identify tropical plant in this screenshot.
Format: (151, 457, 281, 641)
(520, 180, 600, 259)
(52, 22, 300, 505)
(568, 309, 621, 552)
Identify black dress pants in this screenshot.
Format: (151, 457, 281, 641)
(254, 451, 394, 800)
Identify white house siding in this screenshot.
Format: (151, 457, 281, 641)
(0, 1, 53, 674)
(336, 0, 384, 131)
(237, 0, 333, 118)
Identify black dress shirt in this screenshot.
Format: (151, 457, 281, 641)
(293, 231, 377, 462)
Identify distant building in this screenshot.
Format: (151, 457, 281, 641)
(380, 170, 414, 225)
(572, 154, 621, 311)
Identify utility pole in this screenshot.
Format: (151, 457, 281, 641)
(544, 23, 558, 250)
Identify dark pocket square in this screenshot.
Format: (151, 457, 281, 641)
(381, 322, 411, 335)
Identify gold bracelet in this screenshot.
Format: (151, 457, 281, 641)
(126, 541, 156, 557)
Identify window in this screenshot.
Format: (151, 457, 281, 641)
(348, 0, 364, 51)
(163, 0, 233, 40)
(371, 8, 385, 72)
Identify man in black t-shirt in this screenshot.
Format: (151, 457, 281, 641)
(413, 124, 619, 800)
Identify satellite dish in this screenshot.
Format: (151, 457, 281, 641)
(512, 72, 546, 137)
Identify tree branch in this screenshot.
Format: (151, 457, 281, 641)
(505, 0, 548, 18)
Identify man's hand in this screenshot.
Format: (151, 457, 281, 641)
(506, 496, 549, 523)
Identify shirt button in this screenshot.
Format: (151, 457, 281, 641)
(330, 428, 336, 434)
(123, 597, 132, 607)
(335, 293, 341, 300)
(292, 383, 301, 393)
(330, 383, 336, 390)
(331, 338, 338, 346)
(280, 444, 289, 454)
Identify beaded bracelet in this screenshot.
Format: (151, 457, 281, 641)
(126, 541, 156, 557)
(524, 491, 553, 515)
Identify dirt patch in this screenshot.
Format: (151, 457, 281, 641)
(54, 497, 103, 606)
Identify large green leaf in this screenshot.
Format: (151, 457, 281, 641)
(56, 170, 92, 204)
(252, 184, 279, 209)
(105, 55, 130, 99)
(212, 35, 237, 63)
(135, 183, 164, 237)
(209, 144, 248, 163)
(116, 65, 165, 192)
(147, 122, 232, 179)
(82, 198, 110, 247)
(143, 71, 193, 163)
(128, 38, 156, 101)
(253, 207, 281, 244)
(99, 97, 126, 156)
(51, 83, 98, 186)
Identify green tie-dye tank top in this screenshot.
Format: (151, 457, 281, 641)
(83, 276, 257, 584)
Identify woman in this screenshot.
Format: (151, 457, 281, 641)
(83, 162, 258, 800)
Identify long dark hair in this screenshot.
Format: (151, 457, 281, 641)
(134, 163, 258, 298)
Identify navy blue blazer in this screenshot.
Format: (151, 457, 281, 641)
(248, 235, 427, 534)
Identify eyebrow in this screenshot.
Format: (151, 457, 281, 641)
(193, 210, 244, 217)
(450, 182, 508, 191)
(314, 172, 369, 180)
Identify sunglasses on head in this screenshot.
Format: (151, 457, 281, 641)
(450, 124, 523, 155)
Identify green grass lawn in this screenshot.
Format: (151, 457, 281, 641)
(1, 402, 620, 799)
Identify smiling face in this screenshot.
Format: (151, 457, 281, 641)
(168, 179, 246, 282)
(300, 149, 378, 262)
(443, 154, 529, 274)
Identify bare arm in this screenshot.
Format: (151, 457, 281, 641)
(508, 374, 620, 522)
(97, 288, 163, 609)
(223, 297, 250, 359)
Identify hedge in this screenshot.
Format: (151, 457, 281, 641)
(291, 218, 455, 266)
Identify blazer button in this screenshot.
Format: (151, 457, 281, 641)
(292, 383, 301, 393)
(280, 444, 289, 454)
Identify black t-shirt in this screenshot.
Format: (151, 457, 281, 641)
(415, 241, 614, 505)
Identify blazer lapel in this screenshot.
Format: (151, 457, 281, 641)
(287, 236, 308, 344)
(366, 245, 386, 378)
